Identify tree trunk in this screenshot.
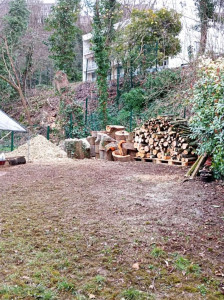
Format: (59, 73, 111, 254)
(199, 21, 208, 55)
(0, 36, 32, 125)
(18, 87, 32, 125)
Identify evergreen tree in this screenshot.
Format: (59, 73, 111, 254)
(46, 0, 81, 81)
(3, 0, 30, 46)
(92, 0, 118, 128)
(194, 0, 217, 54)
(114, 8, 181, 79)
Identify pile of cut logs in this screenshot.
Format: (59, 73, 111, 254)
(134, 116, 197, 163)
(64, 125, 136, 161)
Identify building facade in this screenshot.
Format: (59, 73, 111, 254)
(82, 0, 224, 82)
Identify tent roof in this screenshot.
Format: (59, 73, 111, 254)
(0, 109, 27, 132)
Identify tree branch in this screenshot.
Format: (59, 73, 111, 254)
(0, 74, 19, 91)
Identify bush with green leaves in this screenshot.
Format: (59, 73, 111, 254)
(114, 8, 181, 79)
(59, 100, 89, 139)
(144, 69, 181, 103)
(190, 57, 224, 178)
(120, 88, 146, 112)
(105, 88, 145, 130)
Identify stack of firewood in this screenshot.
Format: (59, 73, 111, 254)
(134, 116, 197, 162)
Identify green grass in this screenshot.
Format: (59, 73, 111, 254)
(0, 167, 223, 300)
(197, 284, 207, 296)
(174, 256, 201, 274)
(121, 288, 155, 300)
(0, 284, 57, 299)
(150, 246, 166, 258)
(73, 293, 87, 300)
(94, 275, 106, 285)
(57, 279, 75, 292)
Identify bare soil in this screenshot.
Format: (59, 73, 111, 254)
(0, 160, 223, 300)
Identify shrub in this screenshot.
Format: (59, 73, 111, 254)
(120, 88, 146, 112)
(59, 100, 89, 139)
(190, 57, 224, 178)
(144, 69, 181, 102)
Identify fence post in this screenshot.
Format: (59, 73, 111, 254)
(183, 106, 186, 118)
(129, 110, 133, 132)
(69, 113, 73, 138)
(86, 58, 88, 82)
(155, 41, 158, 71)
(130, 59, 133, 89)
(89, 113, 93, 130)
(47, 126, 50, 140)
(116, 63, 120, 104)
(11, 131, 14, 151)
(85, 98, 88, 126)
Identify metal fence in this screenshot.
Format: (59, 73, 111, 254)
(0, 131, 30, 153)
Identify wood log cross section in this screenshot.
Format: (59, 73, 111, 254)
(134, 116, 197, 162)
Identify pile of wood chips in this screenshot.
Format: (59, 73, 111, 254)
(7, 135, 68, 162)
(134, 116, 197, 163)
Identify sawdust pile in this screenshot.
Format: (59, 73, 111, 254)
(7, 135, 68, 162)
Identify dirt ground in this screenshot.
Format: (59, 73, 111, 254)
(0, 160, 224, 300)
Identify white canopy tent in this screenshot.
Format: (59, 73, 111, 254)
(0, 109, 26, 132)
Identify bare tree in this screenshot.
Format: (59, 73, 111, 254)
(0, 35, 32, 124)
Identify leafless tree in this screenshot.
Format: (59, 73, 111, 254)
(0, 35, 32, 125)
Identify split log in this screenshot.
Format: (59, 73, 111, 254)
(149, 138, 154, 145)
(99, 134, 116, 151)
(157, 152, 163, 159)
(87, 136, 97, 145)
(122, 142, 136, 151)
(127, 132, 135, 142)
(136, 152, 145, 158)
(115, 130, 129, 141)
(106, 125, 125, 139)
(112, 150, 131, 162)
(181, 143, 189, 150)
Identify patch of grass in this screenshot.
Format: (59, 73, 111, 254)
(174, 256, 201, 274)
(0, 284, 57, 299)
(121, 288, 154, 300)
(150, 246, 166, 258)
(57, 279, 75, 292)
(0, 163, 222, 299)
(82, 282, 99, 293)
(187, 263, 201, 274)
(101, 246, 112, 255)
(181, 285, 198, 293)
(175, 256, 190, 270)
(94, 275, 106, 285)
(73, 292, 88, 300)
(0, 285, 23, 297)
(148, 264, 155, 270)
(166, 274, 181, 284)
(197, 284, 207, 296)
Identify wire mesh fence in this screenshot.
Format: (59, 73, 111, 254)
(0, 131, 33, 155)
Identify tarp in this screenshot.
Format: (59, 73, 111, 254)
(0, 109, 26, 132)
